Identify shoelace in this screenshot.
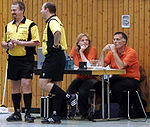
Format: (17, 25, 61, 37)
(70, 98, 78, 106)
(47, 117, 54, 122)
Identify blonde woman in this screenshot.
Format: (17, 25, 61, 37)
(67, 33, 100, 119)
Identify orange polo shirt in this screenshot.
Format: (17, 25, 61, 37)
(70, 46, 97, 80)
(104, 46, 140, 81)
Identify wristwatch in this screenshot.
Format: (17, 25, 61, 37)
(7, 43, 9, 48)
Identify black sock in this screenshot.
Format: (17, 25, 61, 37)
(23, 93, 32, 115)
(12, 93, 21, 113)
(51, 95, 63, 116)
(51, 84, 66, 98)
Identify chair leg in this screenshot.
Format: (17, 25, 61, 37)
(93, 91, 96, 113)
(127, 90, 147, 122)
(127, 91, 131, 120)
(88, 89, 96, 119)
(135, 91, 147, 121)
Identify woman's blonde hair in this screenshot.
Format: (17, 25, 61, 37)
(75, 33, 91, 54)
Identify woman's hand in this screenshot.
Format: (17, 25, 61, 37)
(80, 44, 88, 52)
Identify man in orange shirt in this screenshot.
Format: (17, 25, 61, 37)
(98, 32, 141, 117)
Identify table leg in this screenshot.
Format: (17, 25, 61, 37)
(102, 75, 105, 119)
(93, 75, 120, 122)
(107, 76, 110, 119)
(106, 76, 120, 121)
(92, 76, 107, 122)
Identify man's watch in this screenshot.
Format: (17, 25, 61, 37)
(7, 43, 9, 48)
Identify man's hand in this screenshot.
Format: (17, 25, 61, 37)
(103, 44, 116, 52)
(98, 44, 115, 67)
(12, 40, 23, 46)
(53, 31, 61, 49)
(52, 43, 61, 48)
(7, 41, 14, 49)
(102, 44, 112, 52)
(110, 44, 116, 52)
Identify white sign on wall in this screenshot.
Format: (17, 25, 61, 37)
(122, 15, 130, 28)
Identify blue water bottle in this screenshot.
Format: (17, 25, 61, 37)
(65, 55, 69, 70)
(70, 55, 74, 69)
(68, 55, 72, 69)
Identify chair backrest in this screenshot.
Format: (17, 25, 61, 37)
(139, 66, 149, 102)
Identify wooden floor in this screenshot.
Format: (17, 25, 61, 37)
(0, 113, 150, 127)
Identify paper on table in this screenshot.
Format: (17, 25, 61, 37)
(87, 66, 104, 70)
(88, 65, 117, 70)
(74, 66, 79, 70)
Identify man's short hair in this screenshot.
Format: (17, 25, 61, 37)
(12, 1, 25, 13)
(44, 2, 56, 13)
(114, 32, 128, 42)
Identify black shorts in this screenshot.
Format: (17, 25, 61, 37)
(7, 55, 34, 80)
(40, 50, 65, 82)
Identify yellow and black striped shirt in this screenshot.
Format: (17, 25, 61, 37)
(42, 15, 67, 55)
(2, 16, 40, 56)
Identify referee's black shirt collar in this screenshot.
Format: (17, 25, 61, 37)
(12, 16, 26, 24)
(46, 14, 56, 23)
